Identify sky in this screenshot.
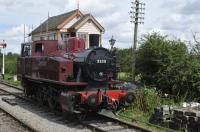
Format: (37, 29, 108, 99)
(0, 0, 200, 53)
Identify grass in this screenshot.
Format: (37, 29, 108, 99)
(118, 72, 130, 81)
(118, 110, 167, 132)
(2, 74, 21, 87)
(117, 86, 182, 132)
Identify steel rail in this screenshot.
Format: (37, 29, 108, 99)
(0, 81, 152, 132)
(0, 87, 35, 132)
(98, 114, 151, 132)
(0, 84, 29, 102)
(0, 80, 23, 91)
(80, 113, 151, 132)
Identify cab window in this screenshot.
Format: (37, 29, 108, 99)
(35, 43, 44, 53)
(22, 44, 31, 57)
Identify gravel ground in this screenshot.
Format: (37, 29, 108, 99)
(0, 83, 92, 132)
(0, 109, 30, 132)
(0, 95, 91, 132)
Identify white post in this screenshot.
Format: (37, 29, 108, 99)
(2, 47, 5, 79)
(1, 40, 6, 80)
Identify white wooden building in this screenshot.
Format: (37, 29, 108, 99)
(31, 9, 105, 48)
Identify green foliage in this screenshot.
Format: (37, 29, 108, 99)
(133, 87, 161, 114)
(118, 72, 130, 81)
(4, 74, 21, 87)
(118, 48, 132, 73)
(137, 33, 188, 87)
(119, 86, 178, 127)
(118, 32, 200, 101)
(136, 33, 200, 101)
(0, 52, 19, 75)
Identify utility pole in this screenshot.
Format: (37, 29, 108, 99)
(77, 0, 80, 10)
(24, 24, 26, 43)
(130, 0, 145, 82)
(31, 25, 33, 41)
(46, 12, 49, 40)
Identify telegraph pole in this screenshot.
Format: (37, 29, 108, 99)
(130, 0, 145, 82)
(77, 0, 80, 10)
(46, 12, 49, 40)
(24, 24, 26, 43)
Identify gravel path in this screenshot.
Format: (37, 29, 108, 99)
(0, 109, 30, 132)
(0, 83, 92, 132)
(0, 93, 90, 132)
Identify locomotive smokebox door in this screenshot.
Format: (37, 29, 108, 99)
(85, 48, 115, 82)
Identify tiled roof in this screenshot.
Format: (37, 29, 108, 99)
(31, 9, 105, 35)
(31, 9, 78, 34)
(70, 14, 90, 29)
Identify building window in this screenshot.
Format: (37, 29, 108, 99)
(61, 33, 70, 41)
(49, 33, 56, 40)
(35, 43, 43, 53)
(77, 32, 87, 43)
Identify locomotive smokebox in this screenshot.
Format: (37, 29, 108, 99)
(73, 47, 116, 82)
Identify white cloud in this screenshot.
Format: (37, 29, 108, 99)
(0, 25, 31, 53)
(0, 0, 20, 7)
(80, 0, 116, 17)
(48, 0, 69, 10)
(0, 0, 200, 53)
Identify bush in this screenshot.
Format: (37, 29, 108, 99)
(136, 33, 200, 101)
(133, 87, 161, 114)
(118, 48, 132, 73)
(0, 52, 19, 75)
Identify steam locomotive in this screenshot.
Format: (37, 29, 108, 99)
(17, 38, 135, 114)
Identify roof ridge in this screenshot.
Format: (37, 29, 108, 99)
(69, 13, 105, 32)
(31, 9, 80, 35)
(51, 9, 78, 19)
(69, 14, 89, 28)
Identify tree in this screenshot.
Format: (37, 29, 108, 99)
(136, 33, 200, 100)
(118, 48, 132, 73)
(114, 32, 200, 100)
(0, 53, 19, 75)
(191, 33, 200, 58)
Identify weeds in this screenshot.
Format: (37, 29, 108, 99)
(119, 86, 180, 123)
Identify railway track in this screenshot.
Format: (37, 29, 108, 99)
(81, 113, 151, 132)
(0, 81, 151, 132)
(0, 85, 33, 132)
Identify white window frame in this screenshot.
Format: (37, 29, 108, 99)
(61, 32, 70, 41)
(77, 32, 88, 44)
